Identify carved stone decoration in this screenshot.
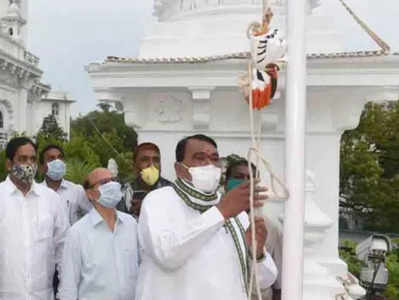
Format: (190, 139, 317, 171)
(156, 95, 183, 123)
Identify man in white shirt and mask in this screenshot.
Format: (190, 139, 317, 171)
(39, 144, 92, 225)
(59, 168, 139, 300)
(136, 134, 277, 300)
(0, 137, 69, 299)
(39, 144, 93, 297)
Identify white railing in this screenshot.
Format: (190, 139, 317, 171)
(24, 50, 40, 66)
(154, 0, 288, 19)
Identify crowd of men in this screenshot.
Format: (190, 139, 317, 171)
(0, 134, 283, 300)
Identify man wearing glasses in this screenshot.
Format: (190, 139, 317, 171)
(135, 134, 277, 300)
(58, 168, 139, 300)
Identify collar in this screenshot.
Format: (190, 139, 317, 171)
(89, 207, 124, 227)
(174, 178, 220, 212)
(5, 176, 40, 197)
(43, 178, 68, 190)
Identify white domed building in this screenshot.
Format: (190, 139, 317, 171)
(0, 0, 74, 145)
(86, 0, 399, 299)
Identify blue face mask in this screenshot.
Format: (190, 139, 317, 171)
(226, 178, 245, 192)
(97, 181, 122, 208)
(47, 159, 66, 181)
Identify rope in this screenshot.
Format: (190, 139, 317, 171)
(247, 61, 263, 300)
(246, 3, 289, 298)
(246, 60, 289, 299)
(338, 0, 390, 53)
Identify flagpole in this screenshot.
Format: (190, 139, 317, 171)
(281, 0, 307, 299)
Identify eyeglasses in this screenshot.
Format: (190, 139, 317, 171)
(84, 177, 115, 190)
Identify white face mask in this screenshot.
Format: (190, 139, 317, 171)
(47, 159, 66, 181)
(97, 181, 122, 208)
(183, 164, 221, 194)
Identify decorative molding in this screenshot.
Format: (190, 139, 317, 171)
(153, 0, 292, 20)
(23, 51, 40, 67)
(188, 86, 214, 130)
(0, 99, 15, 132)
(0, 57, 43, 90)
(0, 71, 19, 88)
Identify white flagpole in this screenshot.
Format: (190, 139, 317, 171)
(281, 0, 307, 299)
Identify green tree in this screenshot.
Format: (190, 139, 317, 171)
(36, 114, 67, 142)
(71, 107, 137, 182)
(340, 101, 399, 232)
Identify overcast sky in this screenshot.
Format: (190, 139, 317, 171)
(27, 0, 399, 117)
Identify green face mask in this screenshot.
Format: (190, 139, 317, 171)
(226, 178, 244, 192)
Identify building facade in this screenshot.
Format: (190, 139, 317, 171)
(0, 0, 73, 145)
(87, 0, 399, 299)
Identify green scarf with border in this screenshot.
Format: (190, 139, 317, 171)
(173, 178, 249, 293)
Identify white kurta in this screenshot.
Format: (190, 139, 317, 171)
(136, 186, 277, 300)
(40, 179, 92, 225)
(0, 177, 69, 300)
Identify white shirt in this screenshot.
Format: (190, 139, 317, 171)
(41, 179, 92, 225)
(0, 176, 69, 300)
(136, 186, 278, 300)
(59, 208, 139, 300)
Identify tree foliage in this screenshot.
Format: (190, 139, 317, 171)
(70, 106, 137, 183)
(340, 101, 399, 232)
(36, 114, 67, 142)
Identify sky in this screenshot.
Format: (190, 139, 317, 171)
(27, 0, 399, 117)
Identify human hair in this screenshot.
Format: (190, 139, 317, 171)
(39, 144, 65, 164)
(225, 159, 257, 180)
(175, 134, 218, 162)
(5, 137, 37, 161)
(134, 142, 160, 161)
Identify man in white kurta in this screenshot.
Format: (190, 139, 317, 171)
(136, 134, 277, 300)
(0, 137, 69, 300)
(39, 144, 92, 225)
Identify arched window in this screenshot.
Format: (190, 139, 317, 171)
(0, 111, 3, 129)
(8, 28, 13, 37)
(52, 103, 59, 116)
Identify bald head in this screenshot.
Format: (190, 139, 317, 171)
(84, 168, 113, 190)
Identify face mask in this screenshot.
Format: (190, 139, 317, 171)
(184, 164, 221, 194)
(11, 164, 37, 185)
(97, 181, 122, 208)
(46, 159, 66, 181)
(140, 165, 160, 186)
(226, 178, 244, 192)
